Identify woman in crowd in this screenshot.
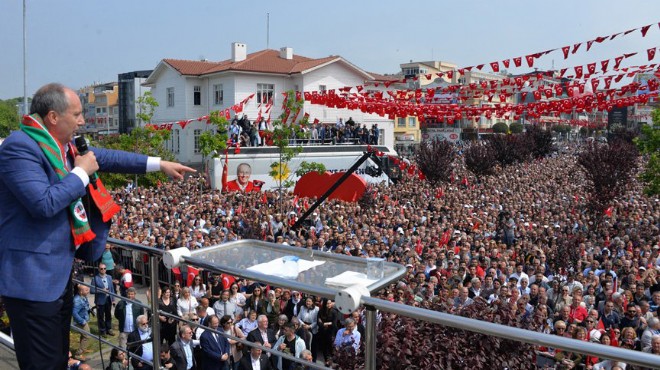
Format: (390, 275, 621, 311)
(159, 285, 179, 345)
(244, 285, 267, 316)
(176, 287, 199, 320)
(108, 348, 130, 370)
(221, 314, 244, 370)
(228, 282, 247, 311)
(265, 289, 281, 327)
(317, 298, 341, 366)
(190, 274, 207, 300)
(297, 296, 319, 360)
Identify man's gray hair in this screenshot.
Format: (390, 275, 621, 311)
(30, 83, 70, 117)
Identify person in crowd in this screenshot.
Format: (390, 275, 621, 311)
(170, 324, 198, 370)
(333, 318, 361, 355)
(245, 285, 267, 316)
(0, 82, 194, 369)
(116, 287, 145, 349)
(229, 282, 247, 312)
(274, 322, 306, 370)
(238, 346, 273, 370)
(317, 298, 340, 366)
(214, 289, 239, 320)
(159, 344, 177, 370)
(284, 291, 304, 321)
(226, 163, 261, 192)
(178, 287, 200, 321)
(265, 289, 281, 327)
(127, 314, 155, 370)
(296, 296, 319, 360)
(92, 262, 116, 337)
(115, 265, 134, 298)
(198, 315, 231, 370)
(160, 285, 181, 345)
(237, 309, 260, 337)
(109, 348, 131, 370)
(72, 284, 91, 359)
(191, 275, 207, 301)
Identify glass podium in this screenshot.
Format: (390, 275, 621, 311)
(166, 239, 407, 370)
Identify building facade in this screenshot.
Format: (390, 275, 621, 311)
(118, 70, 152, 134)
(143, 43, 396, 164)
(78, 82, 119, 138)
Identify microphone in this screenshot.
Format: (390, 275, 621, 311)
(74, 135, 98, 189)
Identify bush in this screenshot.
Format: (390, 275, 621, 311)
(464, 142, 498, 178)
(525, 125, 555, 158)
(415, 139, 455, 186)
(509, 122, 523, 134)
(492, 122, 508, 134)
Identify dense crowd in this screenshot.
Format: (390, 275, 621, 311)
(77, 143, 660, 369)
(229, 115, 380, 147)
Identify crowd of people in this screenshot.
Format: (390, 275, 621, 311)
(228, 114, 380, 147)
(71, 141, 660, 369)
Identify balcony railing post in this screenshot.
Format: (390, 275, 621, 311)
(364, 305, 376, 370)
(149, 254, 161, 364)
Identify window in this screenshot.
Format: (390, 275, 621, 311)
(408, 117, 416, 127)
(173, 129, 180, 153)
(167, 87, 174, 107)
(193, 129, 202, 154)
(213, 84, 223, 105)
(193, 85, 201, 106)
(397, 117, 406, 128)
(319, 85, 327, 93)
(257, 83, 274, 104)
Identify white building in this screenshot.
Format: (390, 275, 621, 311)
(143, 43, 396, 164)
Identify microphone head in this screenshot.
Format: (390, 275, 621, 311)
(74, 135, 88, 154)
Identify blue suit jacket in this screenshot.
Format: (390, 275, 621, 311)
(0, 130, 148, 302)
(91, 274, 115, 305)
(199, 328, 231, 370)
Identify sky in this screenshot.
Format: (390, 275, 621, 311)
(2, 0, 660, 100)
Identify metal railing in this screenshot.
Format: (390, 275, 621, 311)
(2, 237, 660, 369)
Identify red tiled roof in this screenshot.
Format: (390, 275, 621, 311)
(163, 50, 342, 76)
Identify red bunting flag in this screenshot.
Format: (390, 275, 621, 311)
(601, 60, 609, 73)
(604, 76, 613, 89)
(513, 57, 522, 67)
(614, 56, 624, 69)
(490, 61, 500, 72)
(648, 48, 657, 61)
(574, 65, 584, 79)
(641, 24, 652, 37)
(562, 46, 570, 59)
(502, 59, 510, 68)
(587, 63, 596, 74)
(586, 40, 595, 51)
(525, 55, 535, 67)
(572, 43, 581, 54)
(591, 79, 600, 91)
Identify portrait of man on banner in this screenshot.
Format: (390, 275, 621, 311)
(225, 162, 263, 192)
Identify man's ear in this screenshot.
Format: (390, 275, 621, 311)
(45, 110, 58, 125)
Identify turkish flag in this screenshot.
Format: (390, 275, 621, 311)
(525, 55, 535, 67)
(502, 59, 510, 68)
(533, 90, 541, 100)
(591, 79, 600, 91)
(648, 48, 657, 61)
(641, 24, 652, 37)
(587, 63, 596, 74)
(601, 60, 609, 73)
(562, 46, 570, 59)
(614, 56, 624, 69)
(187, 266, 199, 287)
(604, 76, 613, 89)
(513, 56, 522, 67)
(586, 40, 595, 51)
(572, 43, 581, 54)
(490, 61, 500, 72)
(575, 65, 584, 79)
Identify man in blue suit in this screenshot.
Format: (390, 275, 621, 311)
(91, 262, 115, 336)
(199, 315, 230, 370)
(0, 83, 195, 370)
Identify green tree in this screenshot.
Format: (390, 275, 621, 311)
(198, 111, 229, 189)
(509, 122, 523, 134)
(136, 91, 159, 125)
(95, 126, 174, 189)
(0, 100, 20, 137)
(492, 122, 508, 134)
(636, 109, 660, 195)
(270, 91, 325, 212)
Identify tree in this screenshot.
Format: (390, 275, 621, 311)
(95, 126, 174, 189)
(135, 91, 159, 125)
(487, 134, 518, 167)
(464, 142, 498, 179)
(270, 91, 325, 211)
(0, 100, 19, 137)
(492, 122, 508, 134)
(577, 140, 639, 227)
(524, 125, 555, 159)
(636, 111, 660, 195)
(509, 122, 523, 134)
(415, 139, 454, 186)
(198, 111, 229, 186)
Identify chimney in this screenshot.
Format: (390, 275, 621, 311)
(279, 47, 293, 60)
(232, 42, 247, 62)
